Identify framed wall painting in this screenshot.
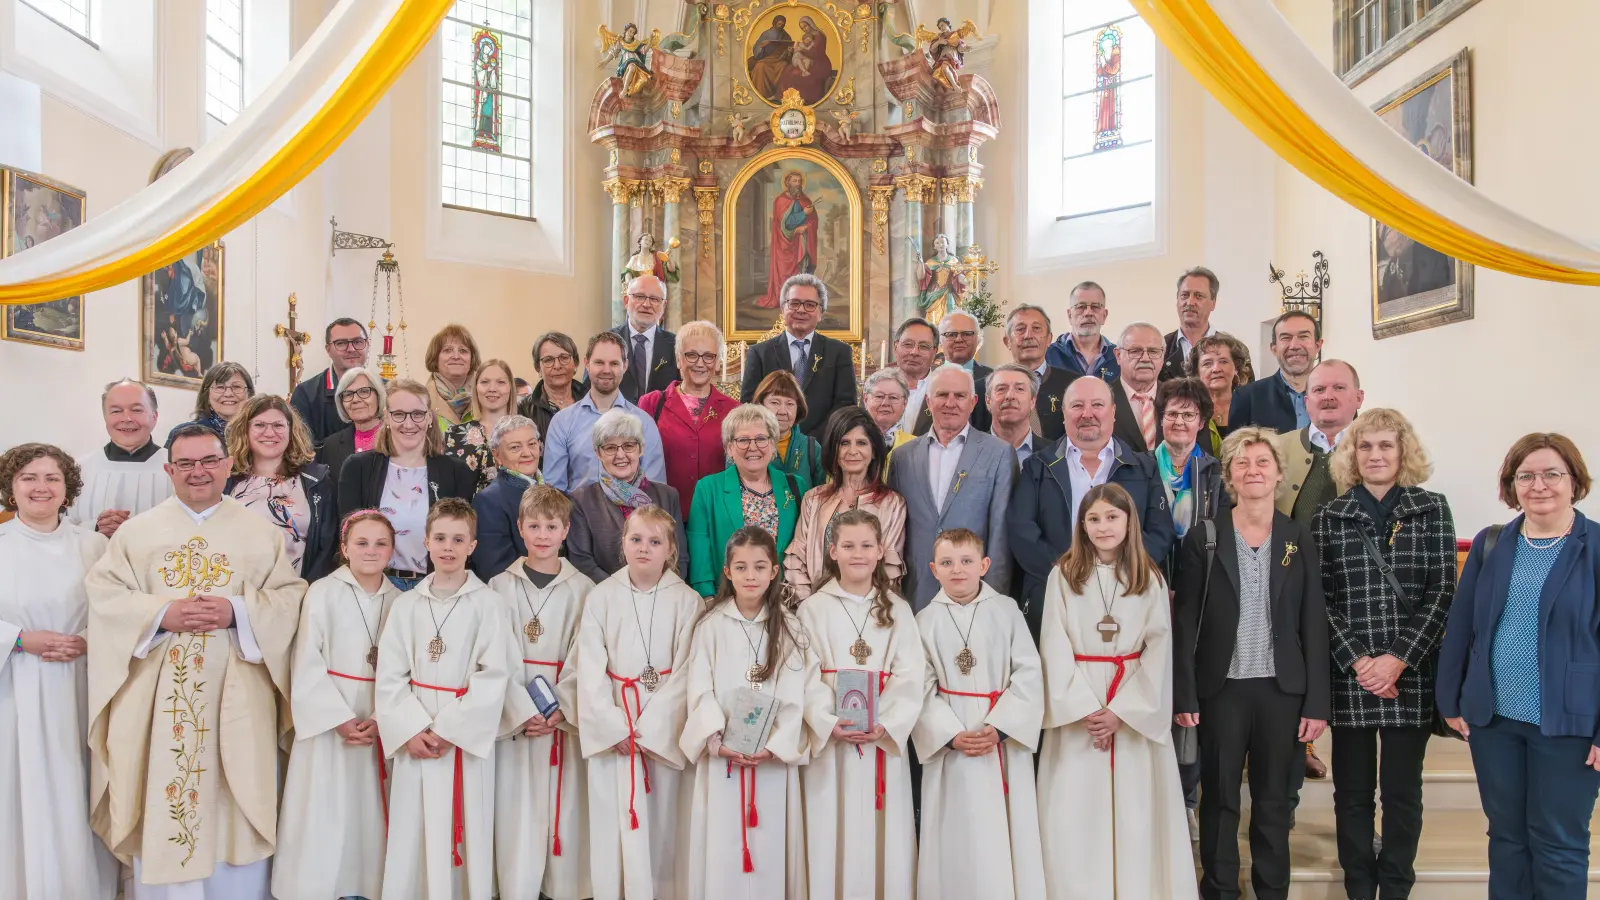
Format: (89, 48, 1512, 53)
(1369, 48, 1473, 339)
(140, 243, 226, 390)
(723, 146, 862, 341)
(1, 168, 86, 351)
(744, 4, 844, 107)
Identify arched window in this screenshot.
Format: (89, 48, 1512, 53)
(440, 0, 533, 219)
(205, 0, 245, 124)
(18, 0, 93, 43)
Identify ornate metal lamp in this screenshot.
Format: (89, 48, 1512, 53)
(331, 217, 409, 381)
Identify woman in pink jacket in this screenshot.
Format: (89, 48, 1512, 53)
(637, 319, 740, 517)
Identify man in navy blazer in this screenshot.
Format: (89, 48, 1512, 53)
(1007, 376, 1175, 638)
(739, 273, 858, 435)
(609, 275, 680, 403)
(1229, 309, 1322, 434)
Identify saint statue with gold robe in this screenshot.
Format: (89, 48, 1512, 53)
(917, 233, 967, 327)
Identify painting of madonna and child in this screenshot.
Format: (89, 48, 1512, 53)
(745, 8, 842, 107)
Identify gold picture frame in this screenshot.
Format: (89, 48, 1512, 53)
(1, 168, 86, 351)
(723, 146, 862, 341)
(743, 2, 844, 108)
(140, 242, 226, 390)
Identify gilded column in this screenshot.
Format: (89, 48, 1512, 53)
(603, 177, 634, 323)
(655, 176, 692, 327)
(894, 173, 935, 325)
(947, 176, 983, 255)
(693, 184, 719, 326)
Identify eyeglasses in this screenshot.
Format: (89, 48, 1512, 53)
(1515, 470, 1569, 487)
(171, 456, 226, 473)
(538, 353, 574, 368)
(627, 292, 665, 305)
(941, 330, 977, 339)
(681, 351, 719, 365)
(865, 391, 905, 403)
(1162, 410, 1201, 424)
(340, 386, 377, 402)
(785, 299, 821, 312)
(599, 441, 641, 456)
(1121, 348, 1164, 359)
(388, 409, 432, 424)
(329, 338, 369, 352)
(896, 341, 936, 353)
(731, 435, 773, 450)
(249, 420, 288, 434)
(211, 383, 249, 397)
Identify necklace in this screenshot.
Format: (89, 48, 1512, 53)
(837, 594, 874, 665)
(737, 608, 767, 690)
(945, 597, 982, 675)
(518, 577, 558, 644)
(1522, 513, 1576, 549)
(630, 581, 662, 691)
(425, 585, 466, 662)
(1093, 562, 1121, 643)
(347, 583, 381, 669)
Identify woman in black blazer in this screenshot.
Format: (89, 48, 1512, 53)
(316, 365, 386, 484)
(336, 378, 475, 591)
(221, 394, 338, 580)
(1173, 426, 1330, 900)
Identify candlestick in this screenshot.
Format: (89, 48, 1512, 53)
(859, 343, 866, 380)
(722, 347, 728, 381)
(879, 340, 887, 369)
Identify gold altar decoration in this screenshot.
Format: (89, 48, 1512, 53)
(694, 186, 719, 259)
(869, 185, 894, 256)
(769, 89, 818, 148)
(732, 81, 755, 105)
(833, 75, 856, 106)
(956, 244, 1000, 302)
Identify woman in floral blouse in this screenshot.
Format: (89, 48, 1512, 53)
(443, 358, 517, 494)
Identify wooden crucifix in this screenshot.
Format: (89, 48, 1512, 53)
(273, 293, 310, 388)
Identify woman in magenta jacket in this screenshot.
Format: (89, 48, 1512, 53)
(636, 319, 739, 516)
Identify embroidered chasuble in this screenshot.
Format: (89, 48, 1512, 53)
(1036, 566, 1197, 900)
(272, 566, 400, 900)
(489, 559, 595, 900)
(796, 580, 926, 900)
(84, 497, 307, 893)
(374, 571, 513, 900)
(679, 600, 814, 898)
(567, 569, 700, 900)
(909, 584, 1046, 900)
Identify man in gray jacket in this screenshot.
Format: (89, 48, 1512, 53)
(888, 364, 1018, 609)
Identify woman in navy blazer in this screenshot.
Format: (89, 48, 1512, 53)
(1437, 433, 1600, 900)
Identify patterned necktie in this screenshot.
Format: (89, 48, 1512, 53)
(792, 338, 810, 383)
(632, 334, 649, 392)
(1133, 390, 1157, 448)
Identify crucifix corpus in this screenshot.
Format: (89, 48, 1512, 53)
(273, 293, 311, 387)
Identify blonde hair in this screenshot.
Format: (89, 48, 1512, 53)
(1219, 426, 1284, 501)
(226, 394, 315, 478)
(721, 403, 780, 448)
(374, 378, 445, 456)
(471, 359, 517, 419)
(675, 319, 725, 361)
(621, 505, 680, 574)
(1331, 408, 1434, 493)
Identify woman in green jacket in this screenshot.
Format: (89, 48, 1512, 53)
(753, 369, 827, 490)
(687, 403, 810, 597)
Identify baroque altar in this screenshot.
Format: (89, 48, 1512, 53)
(589, 2, 1001, 373)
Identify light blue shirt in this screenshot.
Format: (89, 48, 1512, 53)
(1493, 535, 1567, 725)
(1281, 370, 1310, 430)
(541, 392, 667, 492)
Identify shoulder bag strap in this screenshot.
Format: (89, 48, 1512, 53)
(1194, 519, 1217, 657)
(1484, 523, 1503, 557)
(1355, 525, 1414, 618)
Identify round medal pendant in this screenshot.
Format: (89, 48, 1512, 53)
(640, 664, 661, 692)
(955, 646, 976, 675)
(366, 645, 379, 669)
(849, 637, 872, 665)
(524, 615, 544, 644)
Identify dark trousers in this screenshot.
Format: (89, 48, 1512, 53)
(1331, 724, 1431, 899)
(1197, 677, 1304, 900)
(1470, 716, 1600, 900)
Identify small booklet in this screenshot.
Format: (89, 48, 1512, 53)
(722, 686, 776, 757)
(832, 667, 878, 734)
(527, 674, 560, 719)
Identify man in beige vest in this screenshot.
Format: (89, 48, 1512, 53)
(1271, 359, 1365, 522)
(86, 422, 306, 899)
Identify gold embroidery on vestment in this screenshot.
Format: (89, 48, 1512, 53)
(160, 537, 234, 593)
(162, 632, 212, 865)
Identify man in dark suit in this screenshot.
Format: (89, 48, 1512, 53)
(739, 273, 857, 435)
(1161, 266, 1220, 382)
(1109, 322, 1165, 454)
(892, 318, 940, 436)
(1230, 310, 1322, 434)
(290, 317, 370, 446)
(611, 274, 680, 403)
(939, 310, 992, 431)
(1001, 304, 1076, 442)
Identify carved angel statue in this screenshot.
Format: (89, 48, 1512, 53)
(598, 22, 661, 96)
(831, 109, 861, 143)
(728, 112, 752, 143)
(915, 17, 979, 90)
(621, 231, 680, 285)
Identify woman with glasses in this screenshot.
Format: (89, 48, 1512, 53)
(468, 414, 551, 577)
(167, 361, 255, 447)
(336, 378, 475, 590)
(424, 323, 482, 429)
(687, 403, 809, 597)
(1439, 433, 1600, 899)
(636, 320, 738, 515)
(316, 366, 386, 485)
(1186, 334, 1253, 455)
(754, 369, 826, 490)
(566, 408, 687, 583)
(223, 395, 337, 580)
(443, 358, 518, 494)
(518, 331, 587, 467)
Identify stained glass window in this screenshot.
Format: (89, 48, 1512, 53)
(1061, 0, 1155, 220)
(442, 0, 533, 219)
(205, 0, 245, 124)
(19, 0, 93, 42)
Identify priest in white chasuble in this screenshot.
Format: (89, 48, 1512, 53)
(84, 423, 308, 899)
(70, 379, 173, 537)
(911, 576, 1046, 900)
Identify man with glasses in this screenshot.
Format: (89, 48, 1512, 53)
(607, 274, 680, 403)
(543, 331, 667, 492)
(739, 273, 858, 435)
(85, 422, 308, 900)
(889, 317, 939, 435)
(1045, 281, 1121, 381)
(862, 367, 915, 450)
(1108, 322, 1167, 453)
(1001, 304, 1077, 441)
(291, 317, 370, 445)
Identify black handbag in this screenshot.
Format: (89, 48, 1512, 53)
(1174, 519, 1217, 766)
(1354, 524, 1465, 741)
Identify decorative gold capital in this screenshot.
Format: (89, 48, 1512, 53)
(655, 176, 692, 204)
(941, 176, 984, 204)
(869, 185, 894, 256)
(694, 186, 719, 258)
(893, 173, 937, 205)
(602, 177, 634, 205)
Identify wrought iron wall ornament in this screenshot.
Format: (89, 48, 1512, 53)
(1270, 250, 1330, 325)
(329, 217, 394, 255)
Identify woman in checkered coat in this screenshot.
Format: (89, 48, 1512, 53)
(1311, 408, 1456, 900)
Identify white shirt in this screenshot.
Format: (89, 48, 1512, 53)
(928, 424, 970, 513)
(901, 373, 931, 433)
(175, 499, 223, 526)
(627, 322, 658, 377)
(1310, 425, 1348, 453)
(1066, 440, 1116, 531)
(1177, 324, 1218, 363)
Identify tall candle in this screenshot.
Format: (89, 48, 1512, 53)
(722, 348, 728, 381)
(859, 343, 866, 380)
(879, 340, 887, 369)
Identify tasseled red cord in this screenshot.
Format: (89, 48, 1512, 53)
(630, 808, 640, 830)
(747, 798, 759, 827)
(743, 847, 754, 873)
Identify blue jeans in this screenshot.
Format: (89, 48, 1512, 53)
(387, 573, 423, 592)
(1470, 715, 1600, 900)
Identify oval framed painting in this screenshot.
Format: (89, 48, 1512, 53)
(743, 4, 843, 107)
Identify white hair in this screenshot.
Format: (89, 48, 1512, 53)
(591, 407, 644, 451)
(489, 414, 539, 451)
(334, 367, 387, 423)
(927, 362, 976, 393)
(940, 310, 985, 351)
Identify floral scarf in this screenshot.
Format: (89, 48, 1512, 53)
(433, 373, 474, 423)
(1155, 442, 1201, 538)
(600, 472, 654, 518)
(499, 466, 544, 487)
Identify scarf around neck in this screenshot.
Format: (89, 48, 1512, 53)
(1156, 442, 1201, 537)
(600, 472, 654, 518)
(433, 373, 473, 422)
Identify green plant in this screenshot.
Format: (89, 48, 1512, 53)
(961, 286, 1008, 330)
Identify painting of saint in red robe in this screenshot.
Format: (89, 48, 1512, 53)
(757, 169, 818, 309)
